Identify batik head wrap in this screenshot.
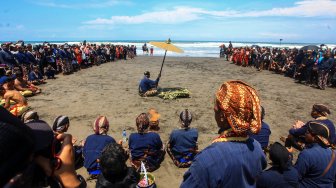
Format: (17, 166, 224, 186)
(52, 115, 70, 132)
(312, 104, 330, 117)
(215, 80, 261, 135)
(136, 113, 149, 133)
(308, 121, 330, 146)
(21, 110, 39, 123)
(180, 109, 192, 128)
(93, 116, 109, 135)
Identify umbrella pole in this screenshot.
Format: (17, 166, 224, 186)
(159, 50, 167, 76)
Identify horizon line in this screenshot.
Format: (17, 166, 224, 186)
(0, 39, 334, 45)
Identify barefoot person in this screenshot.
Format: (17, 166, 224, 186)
(181, 81, 266, 187)
(138, 71, 160, 97)
(14, 70, 41, 95)
(0, 77, 29, 116)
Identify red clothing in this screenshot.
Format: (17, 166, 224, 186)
(75, 48, 82, 64)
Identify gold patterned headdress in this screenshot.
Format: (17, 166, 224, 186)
(216, 80, 261, 135)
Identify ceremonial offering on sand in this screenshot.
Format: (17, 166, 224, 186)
(137, 175, 155, 188)
(137, 162, 156, 188)
(158, 88, 190, 100)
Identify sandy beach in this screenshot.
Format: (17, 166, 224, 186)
(28, 56, 336, 188)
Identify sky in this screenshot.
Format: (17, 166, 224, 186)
(0, 0, 335, 43)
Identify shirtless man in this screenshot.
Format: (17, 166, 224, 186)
(14, 71, 41, 95)
(1, 77, 29, 116)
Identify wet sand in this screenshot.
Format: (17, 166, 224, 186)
(28, 56, 336, 188)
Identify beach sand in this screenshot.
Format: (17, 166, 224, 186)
(28, 56, 336, 188)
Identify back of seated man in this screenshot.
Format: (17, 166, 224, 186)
(167, 109, 198, 168)
(83, 116, 116, 178)
(138, 71, 160, 97)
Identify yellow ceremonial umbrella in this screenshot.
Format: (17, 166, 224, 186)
(149, 38, 184, 81)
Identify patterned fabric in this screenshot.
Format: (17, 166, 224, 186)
(313, 104, 330, 117)
(143, 89, 158, 97)
(166, 141, 195, 168)
(62, 58, 73, 74)
(136, 113, 149, 133)
(180, 109, 192, 127)
(21, 110, 38, 123)
(216, 80, 261, 135)
(9, 104, 29, 117)
(213, 128, 250, 143)
(52, 115, 70, 132)
(131, 149, 165, 172)
(318, 70, 329, 90)
(93, 116, 109, 135)
(308, 121, 330, 146)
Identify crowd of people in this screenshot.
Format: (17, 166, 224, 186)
(1, 78, 336, 187)
(1, 40, 336, 188)
(0, 40, 137, 117)
(220, 42, 336, 90)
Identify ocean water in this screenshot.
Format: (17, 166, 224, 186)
(2, 40, 335, 58)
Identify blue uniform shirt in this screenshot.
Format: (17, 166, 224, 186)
(169, 128, 198, 159)
(181, 138, 267, 188)
(318, 57, 334, 71)
(295, 143, 336, 188)
(139, 76, 159, 93)
(25, 51, 37, 64)
(28, 71, 43, 82)
(249, 121, 271, 149)
(0, 49, 16, 67)
(83, 134, 116, 171)
(14, 52, 29, 65)
(289, 118, 336, 144)
(129, 132, 162, 159)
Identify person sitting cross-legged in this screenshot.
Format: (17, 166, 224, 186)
(83, 116, 116, 179)
(14, 70, 41, 96)
(129, 113, 165, 172)
(0, 77, 29, 117)
(282, 104, 335, 151)
(294, 121, 336, 187)
(138, 71, 160, 97)
(167, 109, 198, 168)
